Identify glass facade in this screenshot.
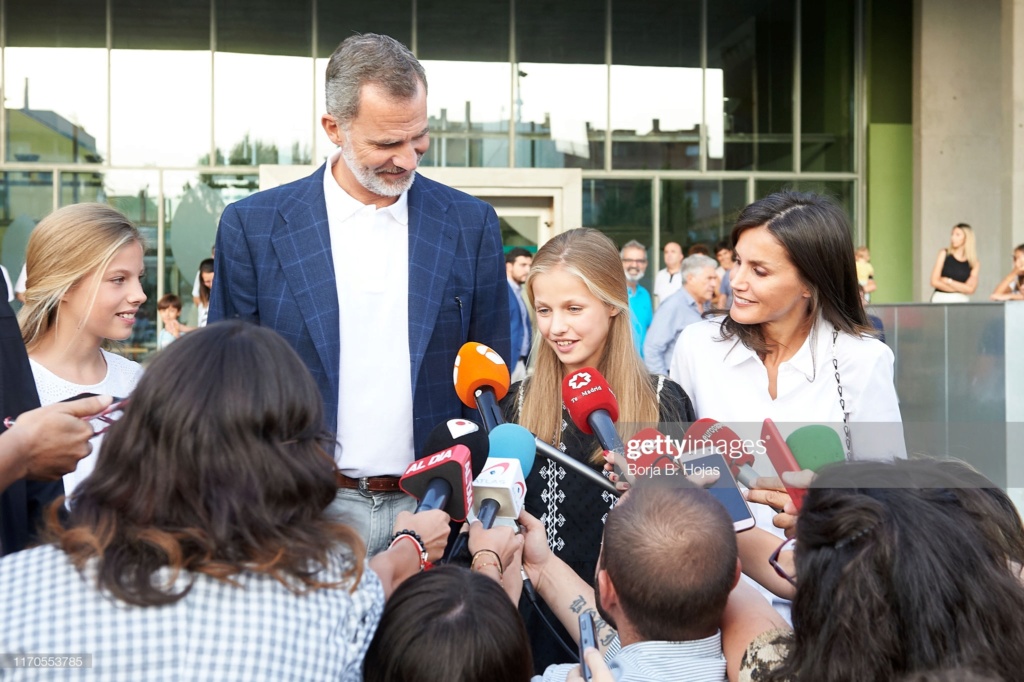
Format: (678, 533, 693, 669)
(0, 0, 861, 356)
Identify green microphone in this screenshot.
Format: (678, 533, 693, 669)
(785, 425, 846, 472)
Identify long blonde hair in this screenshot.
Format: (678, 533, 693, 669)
(18, 203, 143, 351)
(949, 223, 979, 268)
(519, 228, 659, 463)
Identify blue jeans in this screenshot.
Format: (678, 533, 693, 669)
(328, 488, 418, 557)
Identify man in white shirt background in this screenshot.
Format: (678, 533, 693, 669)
(653, 241, 684, 306)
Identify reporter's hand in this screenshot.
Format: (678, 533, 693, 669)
(747, 472, 813, 538)
(565, 648, 614, 682)
(468, 521, 524, 572)
(517, 510, 553, 581)
(7, 395, 111, 481)
(602, 450, 630, 491)
(393, 509, 450, 561)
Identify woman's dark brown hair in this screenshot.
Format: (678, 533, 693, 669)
(718, 191, 871, 355)
(363, 566, 533, 682)
(47, 321, 361, 606)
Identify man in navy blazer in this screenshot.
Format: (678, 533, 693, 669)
(505, 247, 532, 382)
(209, 33, 510, 555)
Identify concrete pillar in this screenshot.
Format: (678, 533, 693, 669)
(914, 0, 1003, 300)
(1004, 0, 1024, 254)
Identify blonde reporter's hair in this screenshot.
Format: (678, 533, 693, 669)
(18, 203, 143, 351)
(519, 228, 659, 464)
(950, 223, 979, 268)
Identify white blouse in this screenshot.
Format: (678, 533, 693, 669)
(670, 316, 907, 467)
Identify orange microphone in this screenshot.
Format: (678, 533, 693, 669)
(453, 342, 510, 432)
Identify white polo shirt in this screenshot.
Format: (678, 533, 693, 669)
(324, 151, 415, 477)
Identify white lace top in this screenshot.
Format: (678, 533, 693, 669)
(29, 350, 142, 501)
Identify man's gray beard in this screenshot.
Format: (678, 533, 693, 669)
(625, 272, 644, 283)
(340, 142, 418, 198)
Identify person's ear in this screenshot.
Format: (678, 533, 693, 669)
(597, 569, 620, 609)
(321, 114, 346, 147)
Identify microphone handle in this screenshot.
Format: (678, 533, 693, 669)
(474, 388, 506, 433)
(734, 464, 760, 489)
(442, 497, 502, 565)
(534, 438, 621, 497)
(477, 498, 501, 529)
(415, 477, 453, 513)
(587, 411, 628, 480)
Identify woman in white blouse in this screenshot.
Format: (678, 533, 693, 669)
(670, 191, 905, 465)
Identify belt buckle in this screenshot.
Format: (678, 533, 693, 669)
(358, 477, 371, 492)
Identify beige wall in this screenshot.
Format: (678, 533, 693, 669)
(1004, 0, 1024, 258)
(914, 0, 1004, 301)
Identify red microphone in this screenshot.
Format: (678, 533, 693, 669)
(399, 444, 475, 521)
(562, 367, 628, 483)
(683, 418, 760, 487)
(561, 367, 623, 447)
(453, 342, 510, 432)
(621, 426, 683, 482)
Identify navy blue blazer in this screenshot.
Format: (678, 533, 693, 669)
(209, 166, 511, 458)
(1, 275, 63, 556)
(507, 282, 531, 375)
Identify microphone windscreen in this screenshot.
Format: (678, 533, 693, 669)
(453, 342, 510, 410)
(423, 418, 489, 479)
(684, 418, 755, 468)
(399, 444, 474, 521)
(786, 425, 846, 472)
(561, 367, 619, 436)
(623, 427, 682, 477)
(487, 423, 537, 477)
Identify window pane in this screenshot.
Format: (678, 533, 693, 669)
(0, 172, 55, 283)
(317, 2, 412, 58)
(517, 0, 604, 65)
(708, 0, 795, 171)
(110, 50, 211, 166)
(754, 180, 854, 225)
(584, 179, 652, 237)
(59, 171, 105, 207)
(7, 0, 106, 47)
(5, 48, 108, 164)
(660, 180, 749, 258)
(801, 0, 855, 172)
(610, 66, 702, 170)
(162, 171, 254, 325)
(611, 0, 702, 170)
(514, 63, 606, 170)
(214, 53, 314, 166)
(217, 0, 312, 57)
(112, 0, 210, 50)
(419, 61, 510, 168)
(417, 0, 509, 62)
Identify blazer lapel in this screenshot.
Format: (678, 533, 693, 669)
(271, 167, 340, 390)
(407, 178, 458, 393)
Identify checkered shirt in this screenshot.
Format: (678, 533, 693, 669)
(0, 544, 383, 680)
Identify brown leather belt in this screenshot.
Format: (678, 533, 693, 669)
(337, 473, 403, 493)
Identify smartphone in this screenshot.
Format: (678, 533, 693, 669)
(761, 419, 806, 511)
(677, 451, 756, 532)
(578, 612, 597, 681)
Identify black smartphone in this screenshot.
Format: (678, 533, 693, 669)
(578, 612, 596, 681)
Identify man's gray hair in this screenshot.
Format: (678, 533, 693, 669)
(620, 239, 648, 258)
(680, 254, 718, 281)
(325, 33, 428, 126)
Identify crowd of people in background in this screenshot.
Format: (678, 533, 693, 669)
(1, 30, 1023, 682)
